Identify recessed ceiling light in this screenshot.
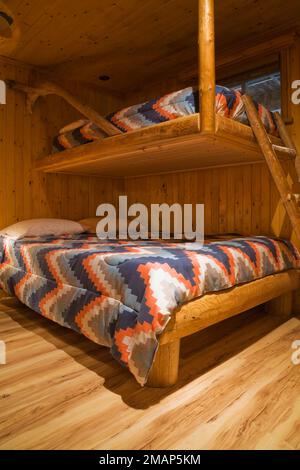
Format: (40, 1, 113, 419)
(99, 75, 111, 81)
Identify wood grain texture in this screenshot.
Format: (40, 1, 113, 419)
(1, 15, 299, 244)
(242, 94, 300, 243)
(2, 1, 300, 94)
(274, 112, 300, 181)
(265, 291, 293, 319)
(150, 270, 298, 387)
(35, 114, 288, 177)
(122, 33, 291, 106)
(10, 80, 122, 136)
(286, 37, 300, 155)
(0, 294, 299, 450)
(0, 57, 123, 230)
(123, 159, 300, 245)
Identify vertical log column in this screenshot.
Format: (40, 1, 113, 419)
(199, 0, 216, 134)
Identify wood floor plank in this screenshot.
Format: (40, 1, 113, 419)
(0, 294, 299, 450)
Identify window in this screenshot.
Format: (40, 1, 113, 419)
(231, 72, 281, 113)
(218, 57, 282, 113)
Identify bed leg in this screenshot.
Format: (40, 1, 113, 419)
(292, 289, 300, 315)
(265, 291, 293, 319)
(147, 340, 180, 388)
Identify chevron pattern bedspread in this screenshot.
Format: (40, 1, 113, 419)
(53, 85, 278, 152)
(0, 235, 298, 384)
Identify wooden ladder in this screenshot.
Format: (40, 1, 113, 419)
(242, 95, 300, 242)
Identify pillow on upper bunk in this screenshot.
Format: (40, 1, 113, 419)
(0, 218, 86, 240)
(53, 121, 106, 152)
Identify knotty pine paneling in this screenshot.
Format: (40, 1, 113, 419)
(0, 57, 123, 229)
(289, 37, 300, 154)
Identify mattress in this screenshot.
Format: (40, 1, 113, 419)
(53, 85, 278, 152)
(0, 234, 298, 384)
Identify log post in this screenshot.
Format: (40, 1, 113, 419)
(147, 340, 180, 388)
(0, 288, 8, 300)
(198, 0, 216, 134)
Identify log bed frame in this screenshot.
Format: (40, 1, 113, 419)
(4, 1, 300, 387)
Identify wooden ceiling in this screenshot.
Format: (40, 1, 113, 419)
(1, 0, 300, 94)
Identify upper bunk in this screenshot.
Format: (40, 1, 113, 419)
(35, 101, 288, 178)
(3, 0, 300, 177)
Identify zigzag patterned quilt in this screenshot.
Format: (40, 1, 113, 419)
(0, 235, 299, 384)
(53, 85, 278, 152)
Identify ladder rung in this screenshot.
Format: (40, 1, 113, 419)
(272, 144, 297, 157)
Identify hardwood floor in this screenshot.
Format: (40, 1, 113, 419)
(0, 292, 299, 450)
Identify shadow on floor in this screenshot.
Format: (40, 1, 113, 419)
(0, 295, 295, 410)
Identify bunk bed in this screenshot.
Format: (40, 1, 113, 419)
(1, 231, 299, 387)
(2, 0, 300, 387)
(8, 3, 296, 178)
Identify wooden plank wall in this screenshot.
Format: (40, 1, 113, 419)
(0, 56, 123, 229)
(124, 161, 297, 242)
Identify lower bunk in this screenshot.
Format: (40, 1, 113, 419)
(0, 231, 299, 387)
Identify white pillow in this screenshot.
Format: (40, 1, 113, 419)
(0, 218, 86, 240)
